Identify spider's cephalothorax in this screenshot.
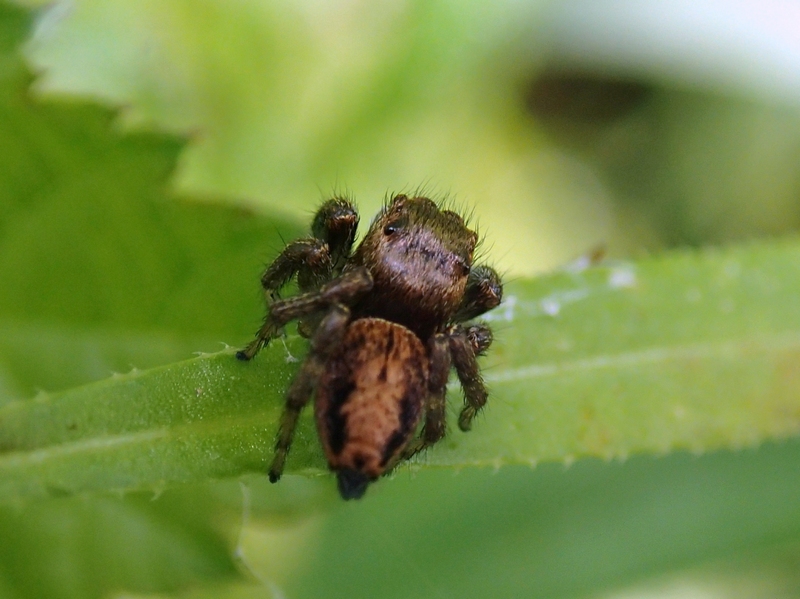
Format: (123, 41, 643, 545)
(237, 194, 503, 499)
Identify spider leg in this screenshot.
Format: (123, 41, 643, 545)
(450, 264, 499, 428)
(448, 324, 492, 432)
(453, 265, 503, 323)
(260, 238, 332, 304)
(237, 267, 373, 360)
(260, 198, 359, 300)
(298, 198, 358, 336)
(398, 333, 451, 461)
(256, 198, 360, 339)
(268, 304, 350, 482)
(464, 323, 493, 356)
(311, 197, 359, 276)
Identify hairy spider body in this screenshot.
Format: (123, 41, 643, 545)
(315, 319, 428, 499)
(349, 198, 475, 340)
(238, 194, 502, 500)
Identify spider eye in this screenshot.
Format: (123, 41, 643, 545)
(383, 220, 404, 236)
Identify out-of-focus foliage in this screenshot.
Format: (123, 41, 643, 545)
(19, 0, 800, 267)
(529, 1, 800, 247)
(19, 0, 618, 273)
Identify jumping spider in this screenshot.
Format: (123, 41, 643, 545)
(237, 194, 503, 499)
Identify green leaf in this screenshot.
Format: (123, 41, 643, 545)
(0, 4, 303, 598)
(3, 241, 800, 501)
(0, 487, 240, 599)
(287, 440, 800, 599)
(0, 3, 303, 401)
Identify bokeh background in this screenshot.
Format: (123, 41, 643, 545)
(9, 1, 800, 598)
(20, 0, 800, 275)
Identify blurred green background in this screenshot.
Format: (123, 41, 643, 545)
(20, 0, 800, 273)
(5, 1, 800, 598)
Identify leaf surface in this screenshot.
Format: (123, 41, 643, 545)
(3, 241, 800, 501)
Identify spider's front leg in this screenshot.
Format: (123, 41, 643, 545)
(453, 265, 503, 323)
(238, 198, 360, 359)
(268, 303, 351, 482)
(449, 323, 493, 432)
(449, 265, 501, 431)
(296, 198, 359, 336)
(260, 198, 360, 302)
(236, 266, 372, 360)
(310, 197, 359, 276)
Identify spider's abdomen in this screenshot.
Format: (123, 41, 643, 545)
(315, 318, 428, 499)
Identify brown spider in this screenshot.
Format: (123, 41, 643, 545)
(237, 194, 503, 499)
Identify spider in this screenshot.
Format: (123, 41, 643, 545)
(237, 193, 503, 499)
